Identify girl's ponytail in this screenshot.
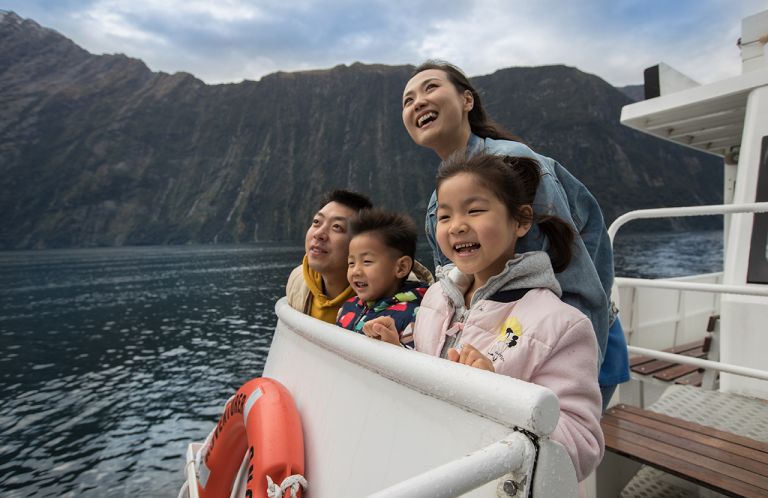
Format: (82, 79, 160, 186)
(502, 157, 575, 272)
(536, 216, 574, 273)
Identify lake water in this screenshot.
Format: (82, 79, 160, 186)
(0, 231, 723, 497)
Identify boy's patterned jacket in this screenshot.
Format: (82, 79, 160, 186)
(336, 281, 428, 347)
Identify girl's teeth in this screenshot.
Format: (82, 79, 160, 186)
(454, 242, 479, 253)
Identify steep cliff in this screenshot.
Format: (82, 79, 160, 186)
(0, 11, 721, 249)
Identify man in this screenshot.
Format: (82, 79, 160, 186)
(286, 189, 373, 323)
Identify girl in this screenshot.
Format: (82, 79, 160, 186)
(364, 153, 604, 481)
(400, 60, 628, 410)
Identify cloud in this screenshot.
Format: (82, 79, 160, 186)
(4, 0, 766, 85)
(408, 0, 763, 84)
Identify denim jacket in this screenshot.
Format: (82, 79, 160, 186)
(425, 134, 613, 361)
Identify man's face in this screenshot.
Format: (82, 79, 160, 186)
(304, 201, 357, 279)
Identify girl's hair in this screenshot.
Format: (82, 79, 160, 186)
(412, 60, 524, 143)
(436, 153, 575, 272)
(349, 208, 417, 261)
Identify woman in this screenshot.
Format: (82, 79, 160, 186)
(401, 60, 629, 410)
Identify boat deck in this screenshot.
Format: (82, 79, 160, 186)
(606, 385, 768, 498)
(629, 338, 711, 386)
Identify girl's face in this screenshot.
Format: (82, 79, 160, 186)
(401, 69, 474, 160)
(436, 173, 531, 287)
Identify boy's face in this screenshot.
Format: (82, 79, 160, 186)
(305, 201, 357, 279)
(347, 233, 410, 303)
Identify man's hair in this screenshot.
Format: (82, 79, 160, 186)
(320, 189, 373, 212)
(349, 208, 417, 260)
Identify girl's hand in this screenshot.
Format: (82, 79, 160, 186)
(447, 344, 495, 372)
(362, 317, 401, 346)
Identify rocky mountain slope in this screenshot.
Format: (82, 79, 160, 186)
(0, 11, 722, 249)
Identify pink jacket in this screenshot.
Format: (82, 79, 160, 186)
(414, 253, 604, 481)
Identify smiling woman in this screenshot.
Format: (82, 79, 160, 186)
(402, 65, 523, 161)
(401, 60, 630, 411)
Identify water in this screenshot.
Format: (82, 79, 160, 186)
(0, 232, 722, 497)
(613, 229, 723, 279)
(0, 244, 304, 497)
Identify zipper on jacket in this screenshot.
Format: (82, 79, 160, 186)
(439, 307, 470, 359)
(352, 302, 371, 331)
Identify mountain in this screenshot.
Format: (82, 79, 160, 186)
(617, 85, 645, 101)
(0, 11, 722, 249)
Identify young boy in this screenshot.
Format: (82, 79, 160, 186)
(336, 208, 430, 347)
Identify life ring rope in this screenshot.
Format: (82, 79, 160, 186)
(266, 474, 308, 498)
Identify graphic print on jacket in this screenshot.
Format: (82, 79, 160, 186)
(488, 315, 524, 362)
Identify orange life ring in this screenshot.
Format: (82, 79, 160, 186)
(197, 377, 305, 498)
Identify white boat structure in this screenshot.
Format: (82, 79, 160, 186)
(593, 9, 768, 498)
(181, 10, 768, 498)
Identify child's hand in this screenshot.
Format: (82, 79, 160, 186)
(362, 317, 401, 346)
(448, 344, 495, 372)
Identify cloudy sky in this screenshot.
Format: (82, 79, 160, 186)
(4, 0, 766, 86)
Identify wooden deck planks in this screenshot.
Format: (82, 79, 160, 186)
(629, 339, 710, 386)
(602, 404, 768, 498)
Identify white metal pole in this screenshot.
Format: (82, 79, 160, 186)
(615, 276, 768, 296)
(607, 202, 768, 243)
(628, 345, 768, 381)
(366, 432, 536, 498)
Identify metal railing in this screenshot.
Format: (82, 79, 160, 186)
(610, 202, 768, 298)
(626, 345, 768, 381)
(611, 202, 768, 379)
(367, 432, 536, 498)
(608, 202, 768, 241)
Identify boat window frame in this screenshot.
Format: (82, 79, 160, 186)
(747, 135, 768, 284)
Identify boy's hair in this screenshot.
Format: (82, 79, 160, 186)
(349, 208, 418, 261)
(320, 189, 373, 212)
(436, 152, 575, 273)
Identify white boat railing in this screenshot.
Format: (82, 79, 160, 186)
(608, 202, 768, 242)
(271, 298, 560, 435)
(367, 432, 535, 498)
(610, 202, 768, 297)
(625, 345, 768, 381)
(609, 202, 768, 379)
(614, 276, 768, 297)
